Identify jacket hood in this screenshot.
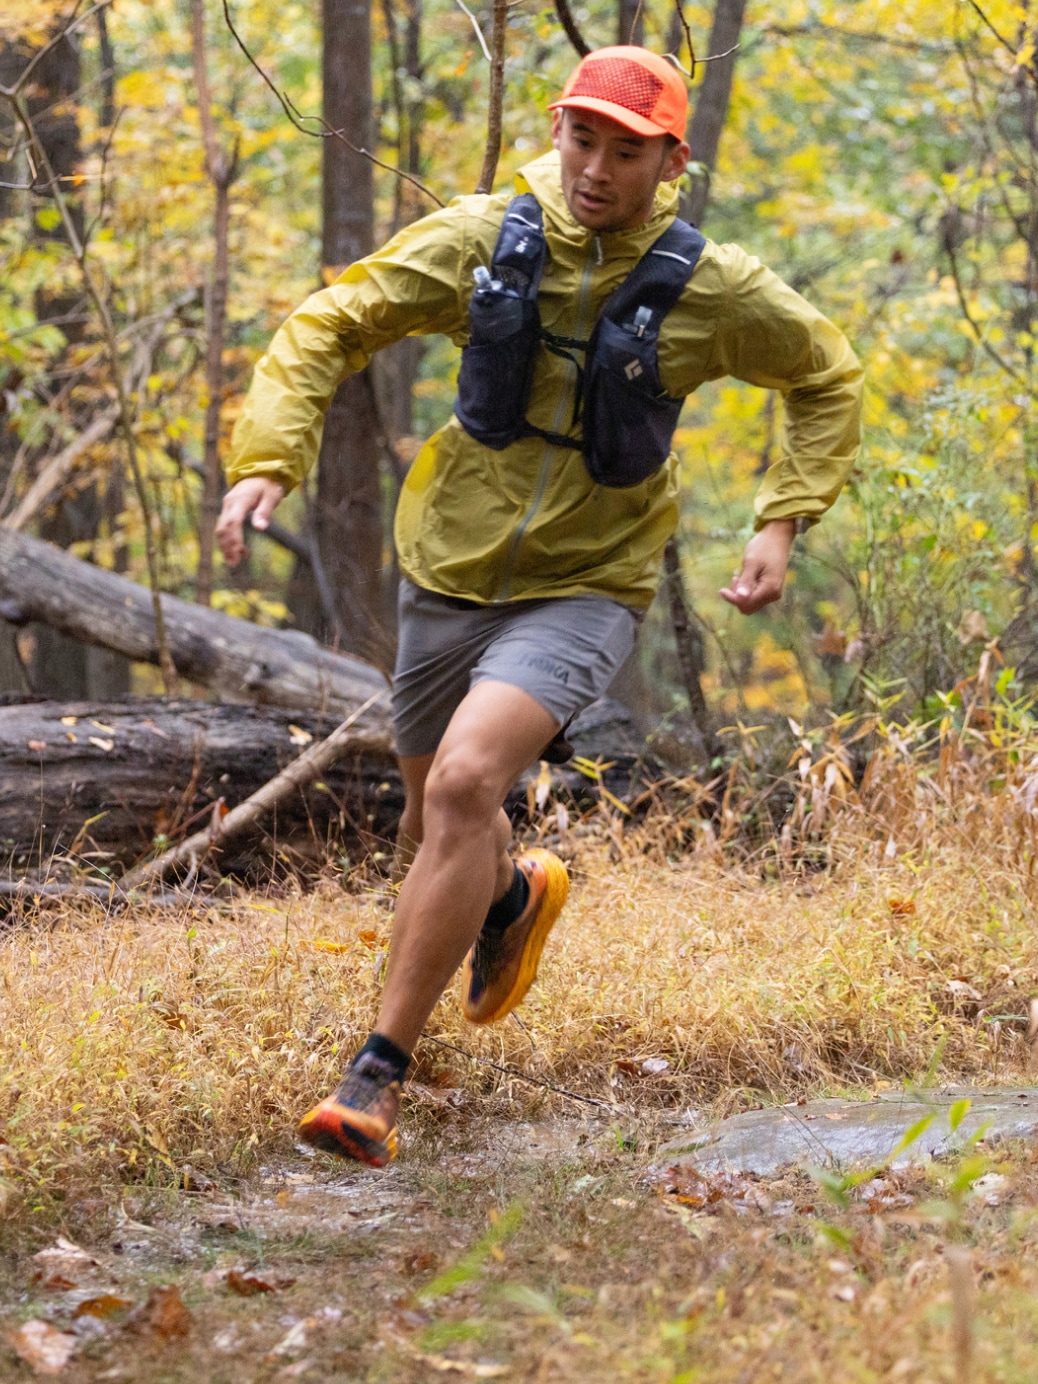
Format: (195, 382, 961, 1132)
(515, 149, 680, 255)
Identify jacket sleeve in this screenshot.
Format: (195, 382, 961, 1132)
(225, 200, 480, 494)
(667, 243, 864, 528)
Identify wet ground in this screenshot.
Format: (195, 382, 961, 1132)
(659, 1084, 1038, 1176)
(4, 1094, 1038, 1381)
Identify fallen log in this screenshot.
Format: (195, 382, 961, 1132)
(0, 695, 659, 875)
(0, 528, 391, 721)
(0, 697, 401, 871)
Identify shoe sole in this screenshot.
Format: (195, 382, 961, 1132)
(464, 848, 569, 1025)
(297, 1100, 398, 1167)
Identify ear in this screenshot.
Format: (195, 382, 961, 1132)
(661, 140, 691, 183)
(551, 109, 564, 150)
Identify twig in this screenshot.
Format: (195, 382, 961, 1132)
(0, 880, 188, 908)
(190, 0, 241, 607)
(963, 0, 1015, 53)
(220, 0, 443, 208)
(0, 0, 113, 101)
(945, 235, 1023, 380)
(672, 0, 696, 73)
(2, 409, 118, 532)
(475, 0, 508, 195)
(455, 0, 492, 62)
(553, 0, 591, 58)
(120, 693, 389, 887)
(421, 1035, 625, 1114)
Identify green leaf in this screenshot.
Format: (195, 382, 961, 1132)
(34, 206, 61, 232)
(889, 1112, 937, 1159)
(948, 1098, 971, 1134)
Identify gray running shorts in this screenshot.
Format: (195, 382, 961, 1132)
(392, 578, 640, 759)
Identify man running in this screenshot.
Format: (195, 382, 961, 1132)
(216, 45, 863, 1166)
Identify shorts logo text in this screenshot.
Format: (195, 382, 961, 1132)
(524, 654, 570, 685)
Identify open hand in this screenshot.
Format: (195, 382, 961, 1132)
(719, 519, 796, 615)
(215, 478, 285, 566)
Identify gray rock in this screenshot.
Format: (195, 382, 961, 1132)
(657, 1086, 1038, 1177)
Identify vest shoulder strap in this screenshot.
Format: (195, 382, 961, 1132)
(490, 194, 548, 300)
(600, 218, 706, 336)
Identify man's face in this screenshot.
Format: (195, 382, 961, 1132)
(551, 108, 689, 233)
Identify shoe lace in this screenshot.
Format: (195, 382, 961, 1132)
(335, 1054, 397, 1108)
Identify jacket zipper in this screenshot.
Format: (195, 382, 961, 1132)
(498, 235, 601, 600)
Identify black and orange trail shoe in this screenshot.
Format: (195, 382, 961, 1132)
(461, 848, 569, 1025)
(297, 1052, 401, 1166)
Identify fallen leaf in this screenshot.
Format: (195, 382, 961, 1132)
(27, 739, 46, 751)
(33, 1240, 99, 1273)
(129, 1284, 192, 1339)
(88, 737, 114, 752)
(268, 1318, 314, 1359)
(226, 1269, 276, 1296)
(288, 724, 313, 746)
(404, 1346, 508, 1377)
(7, 1320, 77, 1375)
(73, 1295, 134, 1319)
(357, 929, 380, 949)
(90, 720, 117, 734)
(60, 716, 77, 726)
(306, 938, 351, 955)
(887, 898, 916, 916)
(42, 1275, 78, 1292)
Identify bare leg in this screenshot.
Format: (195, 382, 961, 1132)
(374, 680, 558, 1054)
(395, 752, 513, 895)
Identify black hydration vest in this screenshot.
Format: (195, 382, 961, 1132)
(454, 192, 705, 488)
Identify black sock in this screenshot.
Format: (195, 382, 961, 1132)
(355, 1031, 410, 1084)
(481, 864, 530, 935)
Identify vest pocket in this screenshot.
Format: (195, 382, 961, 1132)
(583, 319, 683, 487)
(454, 297, 540, 450)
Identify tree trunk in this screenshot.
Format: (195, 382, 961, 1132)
(683, 0, 748, 226)
(289, 0, 387, 665)
(0, 528, 391, 722)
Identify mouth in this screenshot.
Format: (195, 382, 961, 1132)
(574, 188, 610, 213)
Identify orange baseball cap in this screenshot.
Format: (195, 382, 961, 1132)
(549, 46, 688, 143)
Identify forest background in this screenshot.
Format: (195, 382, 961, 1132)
(1, 0, 1036, 743)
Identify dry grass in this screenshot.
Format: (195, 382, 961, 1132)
(1, 792, 1036, 1214)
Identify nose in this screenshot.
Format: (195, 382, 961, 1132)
(583, 146, 608, 184)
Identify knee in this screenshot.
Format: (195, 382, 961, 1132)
(423, 747, 501, 826)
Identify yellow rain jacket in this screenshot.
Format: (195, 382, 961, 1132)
(226, 151, 863, 610)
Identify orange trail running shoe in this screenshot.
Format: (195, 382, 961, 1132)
(297, 1052, 401, 1166)
(461, 848, 569, 1025)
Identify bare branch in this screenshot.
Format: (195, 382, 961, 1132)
(454, 0, 492, 62)
(553, 0, 591, 58)
(945, 235, 1024, 381)
(475, 0, 507, 194)
(0, 0, 113, 101)
(963, 0, 1015, 53)
(220, 0, 444, 208)
(1, 409, 118, 532)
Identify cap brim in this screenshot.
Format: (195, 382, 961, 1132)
(548, 96, 667, 139)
